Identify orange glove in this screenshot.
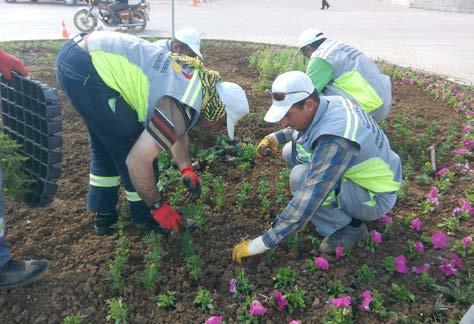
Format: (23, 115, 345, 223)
(0, 49, 28, 80)
(151, 202, 183, 234)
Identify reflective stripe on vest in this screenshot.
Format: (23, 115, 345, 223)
(89, 174, 121, 187)
(125, 190, 142, 202)
(181, 71, 202, 108)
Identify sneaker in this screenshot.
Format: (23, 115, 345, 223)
(94, 212, 118, 236)
(0, 260, 48, 291)
(319, 223, 368, 254)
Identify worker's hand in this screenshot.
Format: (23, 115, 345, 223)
(0, 49, 28, 80)
(180, 166, 201, 202)
(232, 236, 269, 263)
(151, 202, 184, 234)
(256, 134, 279, 158)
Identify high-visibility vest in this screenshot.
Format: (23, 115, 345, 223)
(309, 39, 392, 122)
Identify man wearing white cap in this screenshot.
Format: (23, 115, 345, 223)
(56, 31, 249, 235)
(297, 29, 392, 122)
(155, 28, 203, 59)
(233, 71, 401, 261)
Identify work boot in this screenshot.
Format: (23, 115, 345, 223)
(0, 259, 48, 291)
(319, 223, 368, 254)
(94, 212, 118, 236)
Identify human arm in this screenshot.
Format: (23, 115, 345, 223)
(0, 49, 28, 80)
(306, 57, 334, 93)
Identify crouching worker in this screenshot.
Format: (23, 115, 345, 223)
(233, 71, 401, 262)
(56, 31, 249, 235)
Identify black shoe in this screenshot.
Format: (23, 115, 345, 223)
(94, 212, 118, 236)
(0, 260, 48, 291)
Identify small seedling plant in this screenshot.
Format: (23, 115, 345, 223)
(356, 264, 375, 284)
(273, 266, 297, 288)
(276, 168, 290, 207)
(328, 280, 350, 298)
(371, 289, 388, 317)
(63, 314, 85, 324)
(106, 298, 128, 324)
(213, 176, 225, 209)
(194, 288, 214, 311)
(140, 232, 164, 289)
(391, 283, 415, 303)
(285, 287, 306, 314)
(0, 134, 32, 198)
(107, 217, 129, 291)
(258, 179, 271, 214)
(381, 256, 396, 275)
(237, 181, 252, 210)
(179, 231, 204, 280)
(236, 270, 253, 296)
(305, 234, 320, 250)
(287, 233, 302, 253)
(323, 307, 353, 324)
(157, 291, 177, 310)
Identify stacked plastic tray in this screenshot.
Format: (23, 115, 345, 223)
(0, 73, 62, 207)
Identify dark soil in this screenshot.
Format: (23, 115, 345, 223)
(0, 40, 472, 324)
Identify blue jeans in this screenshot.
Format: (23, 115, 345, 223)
(55, 38, 154, 223)
(0, 167, 11, 268)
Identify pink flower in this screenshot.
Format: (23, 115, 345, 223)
(335, 246, 345, 259)
(454, 162, 470, 174)
(431, 230, 449, 249)
(288, 321, 301, 324)
(427, 187, 439, 200)
(459, 199, 474, 216)
(370, 230, 382, 244)
(410, 218, 423, 232)
(462, 236, 472, 249)
(412, 263, 431, 274)
(395, 255, 409, 274)
(360, 290, 372, 311)
(414, 241, 425, 254)
(464, 125, 472, 133)
(379, 215, 393, 225)
(274, 290, 288, 311)
(331, 296, 352, 308)
(453, 148, 469, 155)
(315, 257, 329, 271)
(439, 259, 457, 277)
(463, 139, 474, 150)
(206, 316, 223, 324)
(249, 300, 267, 316)
(229, 278, 237, 294)
(436, 168, 449, 177)
(451, 253, 463, 268)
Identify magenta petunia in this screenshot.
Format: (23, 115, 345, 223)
(462, 236, 472, 249)
(331, 296, 352, 308)
(410, 218, 423, 232)
(431, 230, 449, 249)
(414, 241, 425, 254)
(379, 215, 393, 225)
(450, 253, 463, 268)
(436, 168, 449, 177)
(370, 230, 382, 244)
(459, 199, 474, 216)
(274, 290, 288, 311)
(249, 300, 267, 316)
(463, 139, 474, 150)
(427, 187, 439, 200)
(335, 246, 345, 259)
(464, 125, 472, 133)
(395, 255, 409, 274)
(439, 259, 457, 277)
(412, 263, 431, 274)
(453, 148, 469, 155)
(206, 316, 223, 324)
(360, 290, 373, 311)
(229, 278, 237, 294)
(288, 321, 301, 324)
(315, 257, 329, 271)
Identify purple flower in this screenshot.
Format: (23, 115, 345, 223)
(414, 241, 425, 254)
(315, 257, 329, 271)
(454, 162, 470, 174)
(229, 278, 237, 294)
(410, 218, 423, 232)
(249, 300, 267, 316)
(459, 199, 474, 216)
(395, 255, 409, 274)
(431, 230, 449, 249)
(453, 148, 469, 155)
(206, 316, 223, 324)
(436, 168, 449, 177)
(453, 208, 463, 217)
(331, 296, 352, 308)
(335, 246, 345, 259)
(462, 236, 472, 249)
(412, 263, 431, 274)
(463, 139, 474, 150)
(451, 253, 463, 268)
(427, 187, 439, 200)
(370, 230, 382, 244)
(464, 125, 472, 133)
(379, 215, 393, 225)
(274, 290, 288, 311)
(288, 321, 301, 324)
(360, 290, 372, 311)
(439, 259, 457, 277)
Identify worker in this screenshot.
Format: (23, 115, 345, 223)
(154, 28, 202, 59)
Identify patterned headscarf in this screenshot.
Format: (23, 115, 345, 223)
(171, 53, 226, 121)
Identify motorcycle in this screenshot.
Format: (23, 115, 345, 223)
(73, 0, 150, 33)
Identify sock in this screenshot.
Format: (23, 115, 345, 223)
(349, 218, 362, 227)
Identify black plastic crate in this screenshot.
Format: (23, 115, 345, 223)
(0, 72, 63, 207)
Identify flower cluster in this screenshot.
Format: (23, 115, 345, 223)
(410, 218, 423, 232)
(395, 255, 409, 274)
(431, 230, 449, 250)
(315, 257, 329, 271)
(332, 296, 351, 308)
(360, 290, 372, 311)
(274, 290, 288, 311)
(439, 253, 463, 277)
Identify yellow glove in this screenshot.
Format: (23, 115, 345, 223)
(232, 240, 252, 264)
(256, 134, 279, 158)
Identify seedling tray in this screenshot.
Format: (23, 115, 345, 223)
(0, 72, 62, 207)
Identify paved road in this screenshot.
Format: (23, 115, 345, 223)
(1, 0, 473, 83)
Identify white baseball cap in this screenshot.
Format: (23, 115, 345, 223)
(175, 28, 203, 59)
(217, 82, 249, 139)
(297, 28, 326, 49)
(264, 71, 314, 123)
